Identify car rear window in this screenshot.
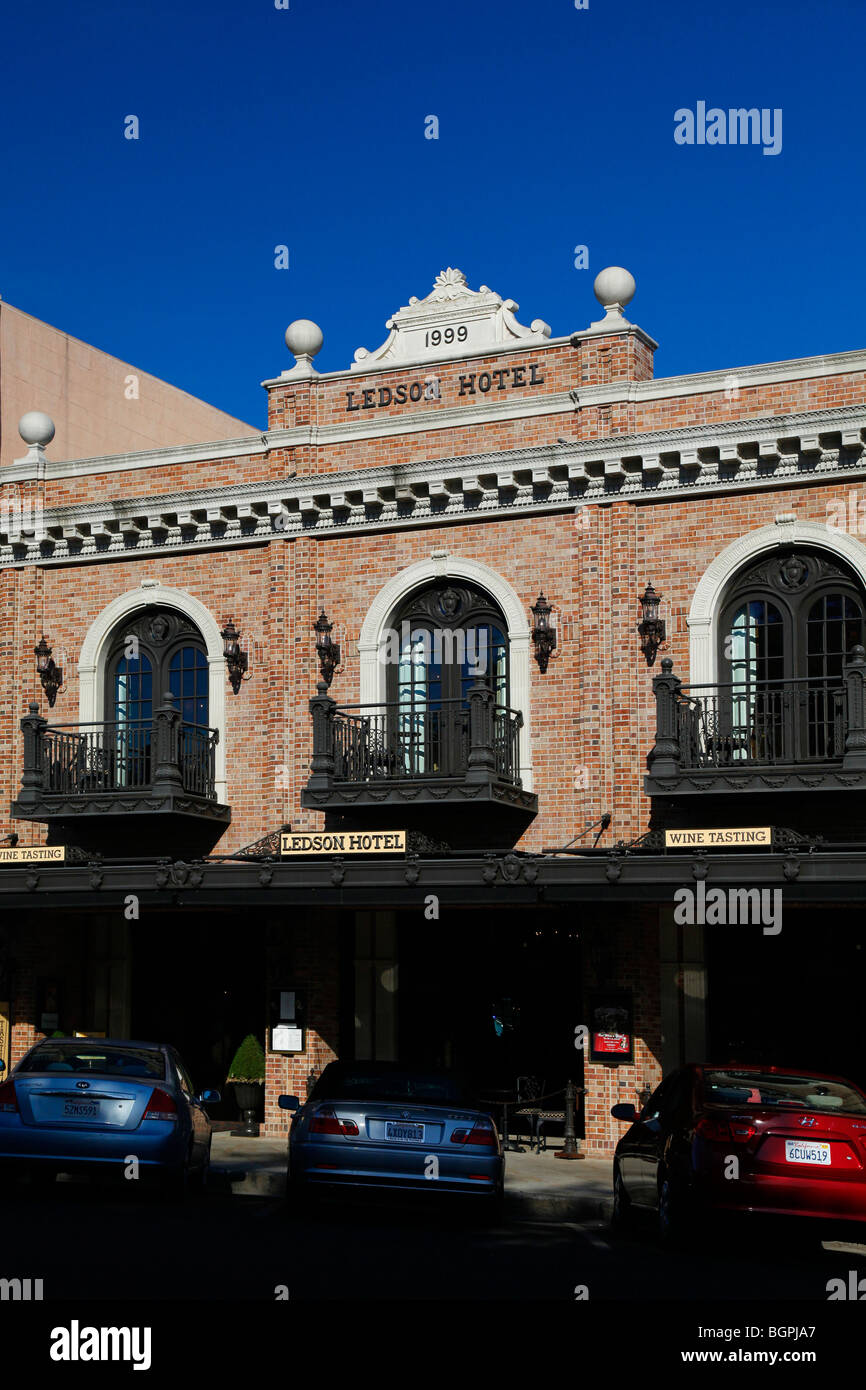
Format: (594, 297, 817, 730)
(310, 1065, 468, 1105)
(703, 1069, 866, 1116)
(19, 1045, 167, 1080)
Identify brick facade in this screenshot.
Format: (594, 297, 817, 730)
(3, 268, 865, 1152)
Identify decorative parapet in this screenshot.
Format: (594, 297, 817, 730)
(350, 268, 551, 372)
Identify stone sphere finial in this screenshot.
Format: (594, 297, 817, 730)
(593, 267, 636, 311)
(285, 319, 323, 361)
(18, 410, 55, 447)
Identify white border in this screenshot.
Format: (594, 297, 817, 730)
(687, 518, 866, 686)
(77, 580, 228, 800)
(357, 555, 534, 790)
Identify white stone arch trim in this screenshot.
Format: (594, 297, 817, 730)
(78, 580, 228, 800)
(358, 554, 534, 789)
(687, 517, 866, 686)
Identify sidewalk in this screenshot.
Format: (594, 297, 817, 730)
(210, 1131, 613, 1222)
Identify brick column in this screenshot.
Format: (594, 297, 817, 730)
(263, 913, 340, 1136)
(581, 905, 663, 1157)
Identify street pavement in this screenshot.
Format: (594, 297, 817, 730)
(210, 1131, 615, 1221)
(0, 1138, 864, 1302)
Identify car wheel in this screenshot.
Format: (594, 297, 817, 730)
(611, 1163, 632, 1230)
(165, 1161, 191, 1202)
(190, 1140, 211, 1196)
(286, 1175, 312, 1217)
(478, 1176, 505, 1225)
(658, 1171, 692, 1248)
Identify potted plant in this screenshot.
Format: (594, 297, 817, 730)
(226, 1033, 266, 1137)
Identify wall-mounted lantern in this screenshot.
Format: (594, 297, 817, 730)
(220, 621, 249, 695)
(530, 592, 557, 673)
(314, 610, 341, 688)
(35, 637, 63, 708)
(637, 583, 666, 666)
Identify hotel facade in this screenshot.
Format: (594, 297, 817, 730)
(2, 265, 865, 1153)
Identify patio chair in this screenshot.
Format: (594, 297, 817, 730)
(512, 1076, 557, 1153)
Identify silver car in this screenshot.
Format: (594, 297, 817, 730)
(280, 1062, 504, 1211)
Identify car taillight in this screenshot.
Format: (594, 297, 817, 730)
(451, 1118, 498, 1148)
(0, 1080, 18, 1114)
(143, 1088, 178, 1122)
(310, 1107, 358, 1136)
(696, 1114, 757, 1144)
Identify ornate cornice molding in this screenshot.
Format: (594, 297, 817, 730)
(1, 434, 266, 486)
(1, 404, 865, 569)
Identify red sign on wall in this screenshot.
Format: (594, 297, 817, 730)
(588, 992, 634, 1064)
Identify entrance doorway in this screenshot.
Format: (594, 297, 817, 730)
(130, 914, 264, 1104)
(395, 910, 582, 1094)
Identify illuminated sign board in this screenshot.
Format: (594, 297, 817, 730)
(664, 827, 771, 849)
(0, 846, 66, 863)
(281, 831, 406, 856)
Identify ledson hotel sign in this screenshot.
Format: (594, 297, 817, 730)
(4, 258, 866, 1176)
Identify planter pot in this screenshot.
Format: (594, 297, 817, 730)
(231, 1081, 264, 1137)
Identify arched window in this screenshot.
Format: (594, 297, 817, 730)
(718, 549, 865, 761)
(104, 607, 209, 786)
(386, 581, 509, 776)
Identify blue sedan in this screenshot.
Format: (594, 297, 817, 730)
(0, 1038, 219, 1196)
(280, 1061, 504, 1211)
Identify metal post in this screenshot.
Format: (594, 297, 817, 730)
(466, 675, 495, 783)
(844, 645, 866, 769)
(555, 1079, 583, 1159)
(646, 657, 683, 778)
(151, 692, 183, 795)
(308, 680, 336, 790)
(18, 702, 47, 806)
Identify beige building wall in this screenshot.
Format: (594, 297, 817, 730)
(0, 299, 258, 469)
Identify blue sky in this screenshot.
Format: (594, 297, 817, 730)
(1, 0, 863, 429)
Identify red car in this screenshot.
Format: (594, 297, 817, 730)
(611, 1063, 866, 1243)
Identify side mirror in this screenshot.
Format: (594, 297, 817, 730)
(611, 1103, 638, 1123)
(278, 1094, 300, 1112)
(198, 1089, 221, 1105)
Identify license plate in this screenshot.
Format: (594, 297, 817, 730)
(785, 1139, 831, 1166)
(63, 1101, 99, 1119)
(385, 1121, 424, 1143)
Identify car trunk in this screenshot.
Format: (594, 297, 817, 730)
(15, 1074, 156, 1131)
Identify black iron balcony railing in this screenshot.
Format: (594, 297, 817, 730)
(329, 699, 521, 784)
(15, 695, 220, 808)
(674, 678, 848, 768)
(302, 675, 535, 817)
(645, 646, 866, 793)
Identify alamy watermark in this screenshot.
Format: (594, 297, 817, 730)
(674, 103, 782, 157)
(1, 1276, 43, 1300)
(50, 1321, 151, 1371)
(0, 493, 45, 542)
(673, 882, 782, 935)
(377, 621, 489, 674)
(827, 494, 866, 535)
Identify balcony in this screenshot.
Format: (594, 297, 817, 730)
(645, 648, 866, 799)
(300, 677, 537, 843)
(12, 696, 230, 854)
